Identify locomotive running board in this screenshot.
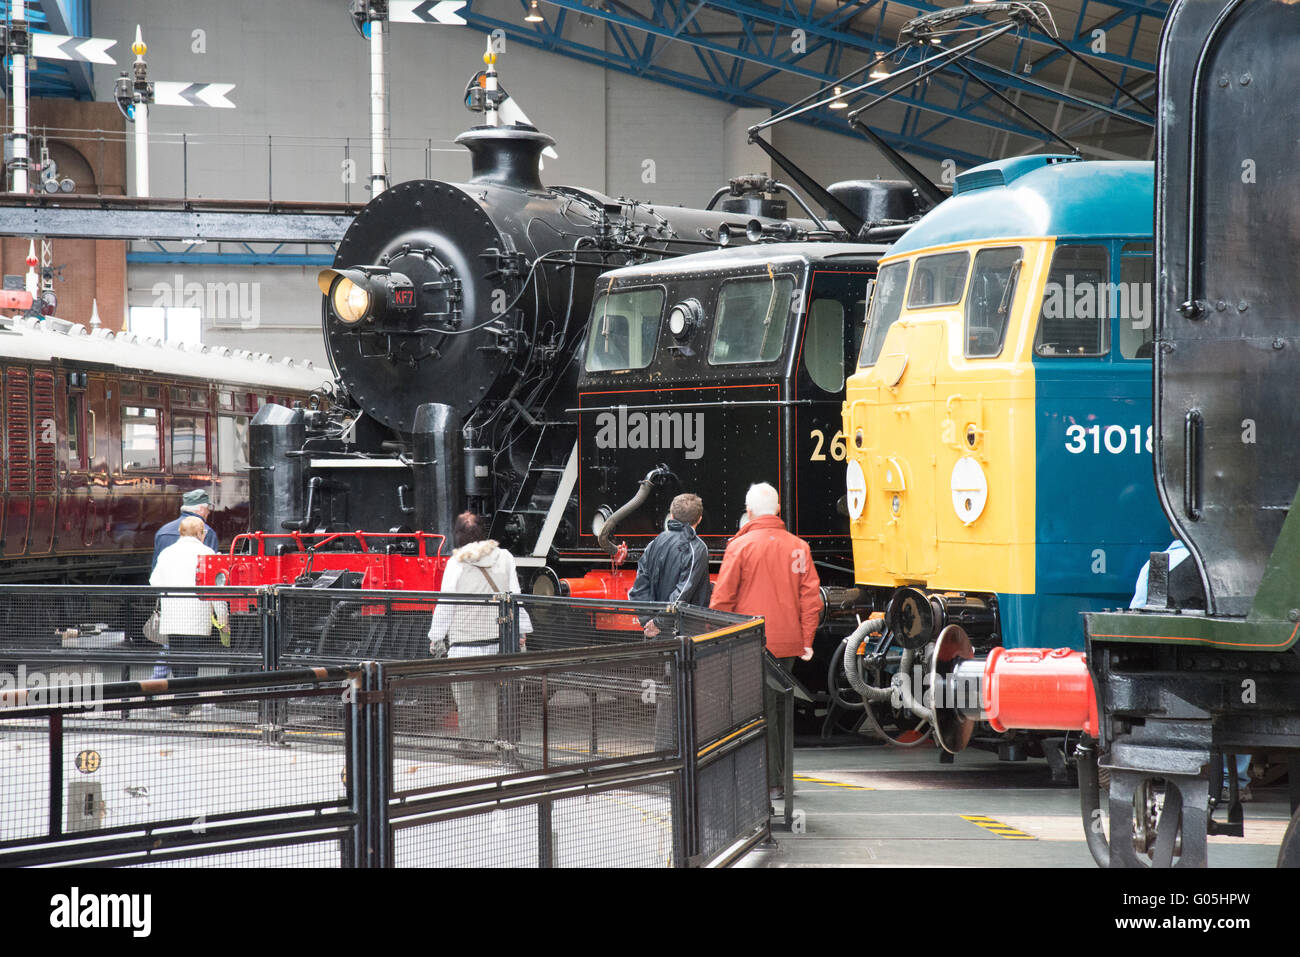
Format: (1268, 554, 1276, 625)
(518, 441, 578, 568)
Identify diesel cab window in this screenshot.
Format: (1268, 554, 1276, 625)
(908, 252, 970, 308)
(859, 261, 908, 367)
(965, 247, 1023, 358)
(1036, 245, 1110, 357)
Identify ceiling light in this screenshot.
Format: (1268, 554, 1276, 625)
(829, 86, 848, 109)
(869, 64, 890, 80)
(525, 0, 544, 22)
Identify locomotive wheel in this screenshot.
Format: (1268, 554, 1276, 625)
(1130, 778, 1184, 866)
(858, 629, 931, 747)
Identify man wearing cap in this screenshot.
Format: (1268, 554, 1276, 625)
(153, 489, 218, 573)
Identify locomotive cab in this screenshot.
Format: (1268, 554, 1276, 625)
(842, 155, 1168, 652)
(562, 241, 886, 586)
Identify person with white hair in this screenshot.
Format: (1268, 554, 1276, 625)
(152, 488, 218, 573)
(711, 481, 821, 800)
(149, 515, 228, 713)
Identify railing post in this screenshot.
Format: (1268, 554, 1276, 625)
(369, 660, 390, 868)
(538, 798, 554, 867)
(676, 634, 699, 865)
(500, 595, 521, 748)
(48, 710, 63, 839)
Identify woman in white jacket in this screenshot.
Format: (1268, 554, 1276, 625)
(150, 516, 227, 687)
(428, 512, 531, 747)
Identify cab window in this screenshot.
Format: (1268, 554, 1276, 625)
(907, 251, 969, 308)
(1118, 242, 1154, 359)
(585, 287, 665, 372)
(708, 275, 794, 365)
(1036, 245, 1110, 357)
(803, 271, 872, 392)
(965, 247, 1023, 358)
(859, 261, 908, 367)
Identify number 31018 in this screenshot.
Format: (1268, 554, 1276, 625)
(1065, 424, 1152, 454)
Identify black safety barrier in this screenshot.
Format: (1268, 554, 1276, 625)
(0, 589, 768, 867)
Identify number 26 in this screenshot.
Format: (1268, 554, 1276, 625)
(810, 429, 847, 461)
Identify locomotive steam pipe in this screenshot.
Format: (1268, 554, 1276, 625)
(596, 465, 673, 556)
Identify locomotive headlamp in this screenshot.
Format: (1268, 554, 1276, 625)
(317, 267, 416, 325)
(318, 268, 374, 324)
(667, 299, 703, 339)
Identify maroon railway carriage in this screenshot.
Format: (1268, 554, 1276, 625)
(0, 314, 328, 582)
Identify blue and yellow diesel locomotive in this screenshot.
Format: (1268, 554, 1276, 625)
(840, 155, 1168, 665)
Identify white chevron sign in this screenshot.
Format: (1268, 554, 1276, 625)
(154, 81, 236, 109)
(390, 0, 468, 24)
(31, 33, 116, 65)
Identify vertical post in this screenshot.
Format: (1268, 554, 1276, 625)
(537, 799, 554, 867)
(368, 14, 388, 195)
(677, 634, 698, 864)
(134, 105, 150, 198)
(267, 134, 273, 202)
(182, 132, 188, 200)
(131, 26, 151, 199)
(344, 137, 351, 204)
(49, 710, 63, 838)
(499, 594, 521, 749)
(10, 0, 29, 193)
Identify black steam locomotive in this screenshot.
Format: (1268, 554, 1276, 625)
(244, 70, 922, 628)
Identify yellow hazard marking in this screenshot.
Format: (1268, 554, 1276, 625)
(792, 774, 874, 791)
(961, 814, 1037, 840)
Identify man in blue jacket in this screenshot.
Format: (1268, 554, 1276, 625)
(152, 489, 218, 574)
(627, 492, 709, 751)
(628, 492, 710, 636)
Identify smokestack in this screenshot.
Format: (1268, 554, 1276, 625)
(455, 125, 555, 192)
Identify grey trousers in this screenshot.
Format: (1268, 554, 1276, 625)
(449, 643, 499, 743)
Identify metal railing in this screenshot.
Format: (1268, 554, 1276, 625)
(0, 588, 768, 867)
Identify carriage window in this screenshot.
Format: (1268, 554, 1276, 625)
(1119, 242, 1155, 359)
(708, 275, 794, 365)
(66, 393, 84, 467)
(1036, 245, 1110, 357)
(965, 247, 1024, 358)
(859, 261, 908, 367)
(585, 287, 665, 372)
(217, 415, 250, 474)
(908, 252, 969, 308)
(171, 413, 208, 470)
(121, 406, 161, 470)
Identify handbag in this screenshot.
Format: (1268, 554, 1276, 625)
(143, 604, 163, 645)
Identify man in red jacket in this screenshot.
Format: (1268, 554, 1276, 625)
(711, 482, 821, 799)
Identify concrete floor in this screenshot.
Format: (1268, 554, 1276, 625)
(738, 742, 1290, 867)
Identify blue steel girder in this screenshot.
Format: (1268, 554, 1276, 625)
(509, 0, 1154, 132)
(548, 5, 1068, 144)
(464, 9, 996, 168)
(33, 0, 94, 99)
